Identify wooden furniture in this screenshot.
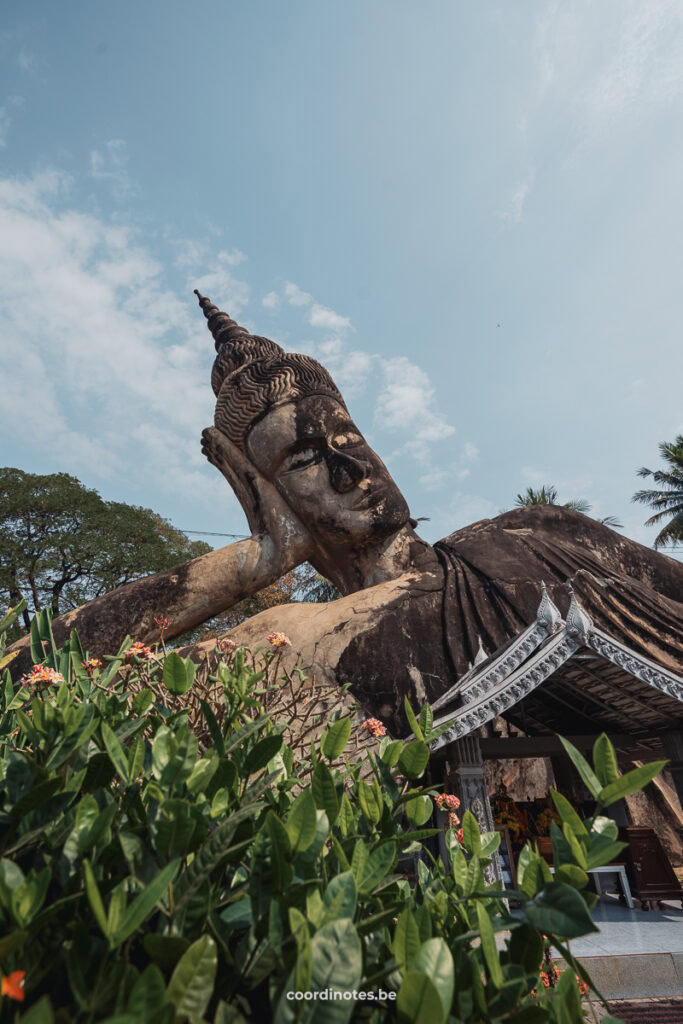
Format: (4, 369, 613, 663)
(618, 826, 683, 910)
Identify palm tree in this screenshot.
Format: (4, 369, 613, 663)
(514, 486, 622, 528)
(632, 435, 683, 549)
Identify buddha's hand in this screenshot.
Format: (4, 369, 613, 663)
(201, 426, 314, 562)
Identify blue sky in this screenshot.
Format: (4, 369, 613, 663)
(1, 1, 682, 550)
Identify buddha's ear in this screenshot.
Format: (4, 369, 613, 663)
(201, 426, 269, 535)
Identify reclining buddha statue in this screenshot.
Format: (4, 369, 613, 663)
(8, 291, 683, 740)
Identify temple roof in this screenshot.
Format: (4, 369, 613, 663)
(430, 585, 683, 753)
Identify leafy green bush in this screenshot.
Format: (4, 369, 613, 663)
(0, 603, 665, 1023)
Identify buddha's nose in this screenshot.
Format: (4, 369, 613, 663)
(326, 449, 366, 493)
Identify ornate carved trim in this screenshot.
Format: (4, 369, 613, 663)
(432, 585, 565, 715)
(587, 628, 683, 702)
(431, 631, 580, 752)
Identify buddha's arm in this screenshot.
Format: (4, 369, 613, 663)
(6, 531, 312, 669)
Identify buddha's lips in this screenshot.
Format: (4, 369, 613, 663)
(349, 488, 385, 511)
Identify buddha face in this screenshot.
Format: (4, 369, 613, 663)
(246, 395, 410, 544)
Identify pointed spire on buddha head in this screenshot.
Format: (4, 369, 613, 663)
(195, 289, 347, 450)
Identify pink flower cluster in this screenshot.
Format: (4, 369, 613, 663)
(21, 664, 65, 691)
(218, 638, 236, 654)
(125, 642, 154, 661)
(361, 718, 387, 738)
(434, 793, 461, 812)
(80, 658, 102, 673)
(267, 632, 291, 649)
(448, 812, 461, 829)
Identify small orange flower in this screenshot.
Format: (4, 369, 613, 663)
(1, 970, 25, 1001)
(125, 641, 154, 661)
(81, 658, 102, 673)
(21, 664, 65, 691)
(361, 718, 387, 738)
(267, 632, 291, 649)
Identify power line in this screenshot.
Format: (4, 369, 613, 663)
(181, 529, 249, 539)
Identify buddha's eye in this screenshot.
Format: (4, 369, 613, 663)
(283, 446, 321, 472)
(332, 431, 363, 449)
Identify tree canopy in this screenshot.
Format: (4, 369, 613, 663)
(632, 434, 683, 548)
(0, 468, 211, 635)
(514, 485, 622, 529)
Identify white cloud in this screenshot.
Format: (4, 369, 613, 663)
(262, 290, 280, 309)
(89, 139, 136, 200)
(0, 169, 243, 515)
(375, 356, 455, 443)
(308, 303, 351, 331)
(463, 442, 479, 462)
(284, 281, 312, 306)
(217, 248, 246, 267)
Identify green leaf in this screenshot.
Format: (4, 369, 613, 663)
(111, 859, 179, 946)
(559, 737, 602, 798)
(321, 717, 352, 759)
(554, 863, 589, 889)
(245, 734, 283, 774)
(358, 841, 395, 893)
(598, 760, 667, 808)
(309, 919, 362, 1015)
(398, 740, 429, 779)
(405, 794, 433, 826)
(17, 996, 54, 1024)
(312, 762, 340, 822)
(397, 971, 445, 1024)
(593, 733, 619, 787)
(285, 789, 318, 853)
(412, 938, 455, 1017)
(358, 779, 382, 824)
(339, 793, 355, 836)
(562, 822, 587, 869)
(403, 696, 424, 740)
(101, 721, 130, 784)
(393, 907, 421, 974)
(289, 906, 312, 992)
(162, 651, 191, 694)
(549, 788, 588, 837)
(83, 859, 109, 939)
(127, 964, 169, 1018)
(418, 703, 434, 740)
(166, 935, 218, 1024)
(461, 809, 481, 855)
(525, 881, 599, 939)
(475, 903, 503, 988)
(185, 752, 218, 794)
(323, 871, 357, 921)
(380, 739, 403, 767)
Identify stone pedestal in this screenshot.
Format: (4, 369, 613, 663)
(446, 733, 502, 885)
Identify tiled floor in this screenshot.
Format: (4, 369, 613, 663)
(571, 895, 683, 957)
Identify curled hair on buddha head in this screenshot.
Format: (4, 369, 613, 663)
(195, 289, 347, 451)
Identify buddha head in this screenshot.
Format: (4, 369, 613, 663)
(196, 291, 411, 551)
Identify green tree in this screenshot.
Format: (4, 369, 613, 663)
(0, 468, 210, 635)
(632, 434, 683, 548)
(514, 485, 623, 528)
